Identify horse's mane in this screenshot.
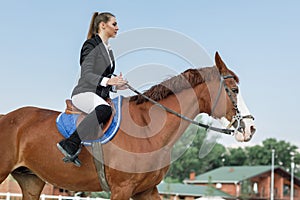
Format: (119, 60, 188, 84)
(129, 66, 239, 104)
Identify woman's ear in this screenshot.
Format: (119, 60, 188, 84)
(100, 21, 106, 30)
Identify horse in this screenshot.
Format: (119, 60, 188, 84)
(0, 52, 255, 200)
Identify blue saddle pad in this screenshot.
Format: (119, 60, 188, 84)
(56, 96, 122, 145)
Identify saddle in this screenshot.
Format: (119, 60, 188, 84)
(57, 97, 123, 191)
(64, 99, 115, 134)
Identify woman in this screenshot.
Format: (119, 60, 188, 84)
(57, 12, 127, 167)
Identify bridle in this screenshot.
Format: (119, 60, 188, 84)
(211, 75, 254, 134)
(125, 73, 254, 135)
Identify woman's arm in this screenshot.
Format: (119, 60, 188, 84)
(80, 41, 108, 87)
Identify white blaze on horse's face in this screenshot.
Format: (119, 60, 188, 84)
(219, 90, 256, 142)
(235, 92, 256, 141)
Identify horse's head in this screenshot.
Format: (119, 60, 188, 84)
(204, 52, 256, 142)
(129, 52, 255, 142)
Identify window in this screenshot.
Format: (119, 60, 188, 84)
(283, 184, 290, 196)
(253, 182, 258, 194)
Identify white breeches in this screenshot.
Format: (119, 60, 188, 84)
(71, 92, 109, 114)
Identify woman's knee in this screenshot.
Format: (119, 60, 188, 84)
(95, 105, 112, 123)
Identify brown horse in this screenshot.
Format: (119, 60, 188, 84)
(0, 52, 255, 200)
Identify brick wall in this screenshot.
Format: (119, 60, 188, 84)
(0, 176, 21, 193)
(194, 170, 300, 199)
(0, 175, 71, 196)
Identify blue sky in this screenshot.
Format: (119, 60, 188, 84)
(0, 0, 299, 148)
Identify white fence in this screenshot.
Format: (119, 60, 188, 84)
(0, 193, 108, 200)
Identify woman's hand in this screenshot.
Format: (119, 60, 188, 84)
(107, 73, 128, 88)
(115, 84, 128, 90)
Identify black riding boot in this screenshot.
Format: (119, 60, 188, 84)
(57, 130, 82, 166)
(57, 105, 112, 167)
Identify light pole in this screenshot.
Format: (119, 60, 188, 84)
(291, 152, 295, 200)
(271, 149, 275, 200)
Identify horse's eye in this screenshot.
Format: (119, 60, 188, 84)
(232, 88, 239, 94)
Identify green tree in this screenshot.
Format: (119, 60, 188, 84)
(223, 147, 248, 166)
(227, 138, 300, 177)
(166, 117, 226, 182)
(246, 144, 270, 165)
(246, 139, 298, 166)
(166, 130, 300, 182)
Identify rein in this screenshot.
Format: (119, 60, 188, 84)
(125, 75, 235, 135)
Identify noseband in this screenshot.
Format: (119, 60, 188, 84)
(126, 73, 254, 135)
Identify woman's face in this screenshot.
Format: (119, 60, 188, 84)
(102, 17, 119, 38)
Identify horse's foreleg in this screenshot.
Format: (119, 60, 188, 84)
(11, 171, 45, 200)
(132, 187, 161, 200)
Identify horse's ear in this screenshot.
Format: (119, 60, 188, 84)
(215, 51, 228, 74)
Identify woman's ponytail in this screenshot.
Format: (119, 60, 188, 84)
(87, 12, 99, 39)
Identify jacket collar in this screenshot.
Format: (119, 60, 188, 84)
(94, 34, 103, 45)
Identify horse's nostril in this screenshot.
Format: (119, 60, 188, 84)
(238, 127, 244, 133)
(251, 126, 256, 134)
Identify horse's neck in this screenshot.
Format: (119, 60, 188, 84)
(153, 86, 208, 146)
(121, 84, 209, 150)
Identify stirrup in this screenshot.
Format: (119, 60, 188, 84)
(57, 144, 82, 167)
(63, 155, 82, 167)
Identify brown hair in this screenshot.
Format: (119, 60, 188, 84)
(87, 12, 115, 39)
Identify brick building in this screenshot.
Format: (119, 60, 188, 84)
(0, 175, 72, 196)
(157, 182, 233, 200)
(184, 166, 300, 199)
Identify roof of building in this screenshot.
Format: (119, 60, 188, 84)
(157, 182, 234, 198)
(184, 166, 300, 185)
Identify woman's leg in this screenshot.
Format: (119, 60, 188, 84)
(57, 92, 112, 166)
(72, 92, 109, 114)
